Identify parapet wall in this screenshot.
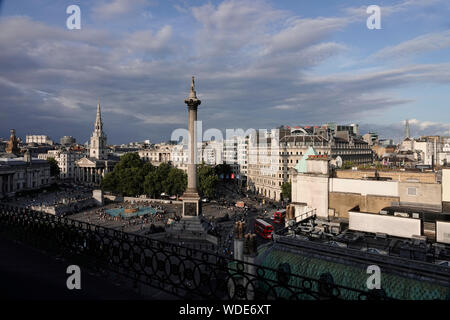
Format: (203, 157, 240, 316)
(329, 192, 399, 219)
(336, 170, 437, 183)
(349, 211, 422, 238)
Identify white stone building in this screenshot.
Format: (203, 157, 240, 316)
(38, 149, 84, 180)
(138, 143, 174, 165)
(397, 136, 450, 166)
(223, 136, 248, 179)
(247, 127, 373, 201)
(0, 151, 51, 198)
(26, 135, 53, 145)
(75, 101, 117, 186)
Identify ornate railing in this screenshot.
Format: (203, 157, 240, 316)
(0, 204, 389, 300)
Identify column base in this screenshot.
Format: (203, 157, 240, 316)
(166, 215, 215, 243)
(181, 191, 201, 217)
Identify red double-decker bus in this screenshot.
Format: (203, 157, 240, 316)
(273, 209, 286, 224)
(254, 219, 273, 239)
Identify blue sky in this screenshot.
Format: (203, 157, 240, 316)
(1, 0, 450, 144)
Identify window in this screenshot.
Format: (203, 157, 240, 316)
(407, 187, 417, 196)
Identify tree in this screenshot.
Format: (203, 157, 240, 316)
(143, 171, 160, 198)
(281, 182, 291, 201)
(101, 152, 152, 196)
(101, 171, 120, 193)
(164, 168, 187, 197)
(47, 158, 60, 177)
(143, 163, 187, 198)
(100, 152, 187, 198)
(117, 167, 146, 196)
(198, 164, 219, 198)
(114, 152, 146, 171)
(201, 174, 219, 198)
(151, 162, 171, 196)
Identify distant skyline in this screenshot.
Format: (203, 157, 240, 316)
(1, 0, 450, 144)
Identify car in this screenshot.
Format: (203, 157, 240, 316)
(202, 198, 210, 203)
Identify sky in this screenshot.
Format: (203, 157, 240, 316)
(0, 0, 450, 145)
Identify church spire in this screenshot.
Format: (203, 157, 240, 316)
(90, 98, 107, 160)
(95, 98, 103, 132)
(404, 119, 410, 139)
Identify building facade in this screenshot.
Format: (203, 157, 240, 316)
(223, 136, 248, 179)
(26, 135, 53, 145)
(0, 152, 51, 198)
(60, 136, 76, 146)
(38, 149, 84, 180)
(291, 155, 444, 221)
(393, 136, 450, 167)
(247, 126, 373, 201)
(138, 143, 175, 165)
(75, 101, 117, 186)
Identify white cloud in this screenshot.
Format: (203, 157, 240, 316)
(344, 0, 445, 18)
(108, 107, 184, 124)
(406, 119, 450, 132)
(273, 104, 293, 110)
(2, 1, 450, 143)
(370, 31, 450, 61)
(125, 25, 173, 53)
(92, 0, 151, 20)
(191, 0, 285, 58)
(263, 17, 348, 56)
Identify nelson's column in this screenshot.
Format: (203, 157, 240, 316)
(167, 77, 212, 241)
(182, 76, 202, 217)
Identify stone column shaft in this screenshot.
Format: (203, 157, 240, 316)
(187, 106, 198, 192)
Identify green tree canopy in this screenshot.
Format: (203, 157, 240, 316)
(281, 182, 291, 201)
(164, 167, 187, 197)
(143, 163, 187, 198)
(47, 158, 60, 177)
(198, 164, 219, 198)
(101, 153, 154, 196)
(101, 152, 204, 199)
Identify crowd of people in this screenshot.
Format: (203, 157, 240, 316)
(121, 200, 169, 213)
(93, 208, 165, 225)
(75, 200, 177, 235)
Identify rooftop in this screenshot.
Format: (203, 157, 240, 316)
(276, 217, 450, 270)
(257, 239, 450, 299)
